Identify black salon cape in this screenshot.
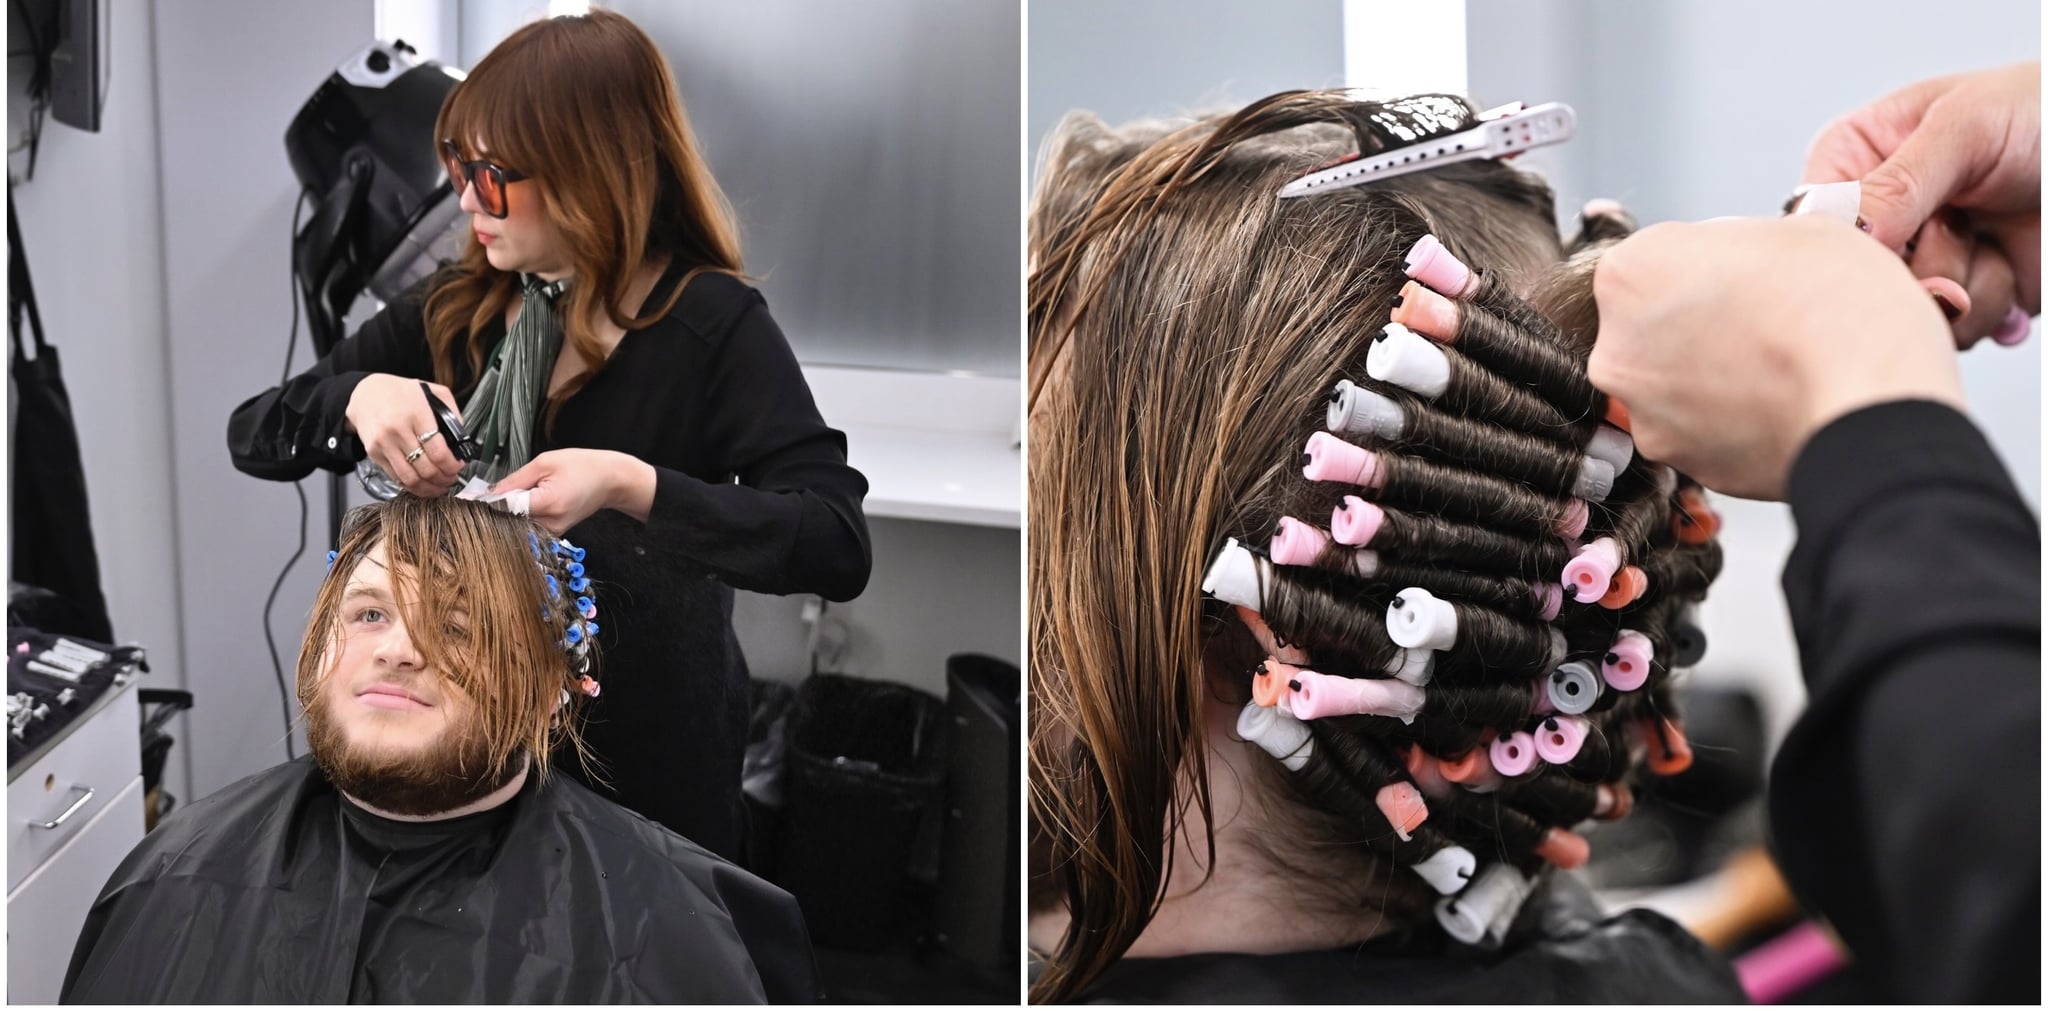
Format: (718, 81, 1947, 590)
(1066, 874, 1746, 1003)
(1771, 400, 2040, 1003)
(60, 757, 822, 1003)
(226, 266, 872, 862)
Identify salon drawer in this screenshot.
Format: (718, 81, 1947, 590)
(7, 684, 141, 893)
(6, 775, 145, 1004)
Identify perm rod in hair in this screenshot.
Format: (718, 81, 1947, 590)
(1263, 659, 1426, 723)
(1236, 701, 1313, 771)
(1499, 767, 1600, 826)
(1588, 424, 1635, 474)
(1330, 496, 1573, 578)
(1671, 607, 1709, 668)
(1326, 380, 1615, 502)
(1420, 681, 1536, 736)
(1439, 744, 1503, 793)
(1537, 714, 1618, 782)
(1639, 716, 1695, 776)
(1390, 282, 1602, 423)
(1377, 781, 1432, 841)
(1602, 630, 1653, 692)
(1365, 324, 1580, 439)
(1562, 536, 1626, 603)
(1672, 485, 1722, 545)
(1385, 587, 1567, 683)
(1404, 744, 1455, 800)
(1403, 234, 1570, 347)
(1271, 515, 1380, 579)
(1545, 660, 1603, 715)
(1596, 566, 1650, 610)
(1306, 436, 1584, 540)
(1593, 781, 1634, 821)
(1488, 729, 1540, 777)
(1435, 861, 1535, 946)
(1208, 543, 1399, 671)
(1307, 728, 1477, 895)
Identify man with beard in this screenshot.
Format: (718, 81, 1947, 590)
(60, 497, 820, 1003)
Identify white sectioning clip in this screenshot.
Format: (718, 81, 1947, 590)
(1280, 103, 1578, 199)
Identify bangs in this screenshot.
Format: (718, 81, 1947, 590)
(434, 70, 549, 175)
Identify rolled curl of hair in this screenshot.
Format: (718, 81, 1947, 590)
(1389, 590, 1561, 685)
(1359, 449, 1580, 540)
(1355, 384, 1604, 503)
(1395, 331, 1583, 441)
(1254, 565, 1404, 675)
(1436, 300, 1602, 426)
(1327, 496, 1571, 578)
(1286, 724, 1466, 868)
(1497, 767, 1601, 826)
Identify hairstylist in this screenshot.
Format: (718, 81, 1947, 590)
(227, 10, 872, 863)
(1587, 62, 2039, 1003)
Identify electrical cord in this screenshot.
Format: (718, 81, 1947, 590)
(259, 190, 312, 760)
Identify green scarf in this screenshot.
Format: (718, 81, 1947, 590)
(462, 274, 567, 483)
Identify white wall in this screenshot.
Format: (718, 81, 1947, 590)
(8, 0, 187, 804)
(1467, 0, 2042, 753)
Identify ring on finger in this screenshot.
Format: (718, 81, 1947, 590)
(405, 447, 425, 464)
(418, 430, 441, 446)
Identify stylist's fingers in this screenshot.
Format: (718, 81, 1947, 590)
(1906, 214, 1976, 326)
(1956, 240, 2021, 350)
(1853, 104, 1991, 251)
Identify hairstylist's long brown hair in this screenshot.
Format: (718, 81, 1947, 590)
(301, 496, 600, 783)
(425, 8, 744, 421)
(1029, 93, 1592, 1002)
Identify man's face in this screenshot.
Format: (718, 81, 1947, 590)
(303, 540, 515, 815)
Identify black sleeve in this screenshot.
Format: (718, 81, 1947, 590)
(225, 279, 437, 481)
(1770, 399, 2040, 1004)
(642, 295, 873, 601)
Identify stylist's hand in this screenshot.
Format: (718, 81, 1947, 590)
(1804, 61, 2041, 345)
(1589, 215, 1966, 501)
(344, 373, 466, 496)
(492, 449, 657, 534)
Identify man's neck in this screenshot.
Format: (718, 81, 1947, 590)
(343, 759, 530, 822)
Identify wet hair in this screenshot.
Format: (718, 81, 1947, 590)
(1028, 91, 1719, 1002)
(423, 8, 745, 426)
(299, 496, 600, 786)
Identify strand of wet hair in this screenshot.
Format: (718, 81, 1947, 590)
(1280, 723, 1474, 880)
(1384, 586, 1564, 686)
(1326, 379, 1613, 502)
(1634, 541, 1724, 608)
(1498, 768, 1600, 826)
(1414, 683, 1538, 753)
(1273, 519, 1558, 623)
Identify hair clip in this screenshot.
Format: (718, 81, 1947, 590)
(1434, 861, 1534, 946)
(1325, 379, 1408, 440)
(1366, 323, 1451, 399)
(1546, 660, 1603, 715)
(1602, 630, 1653, 691)
(1562, 537, 1622, 601)
(1533, 714, 1591, 764)
(1376, 781, 1430, 840)
(1284, 667, 1426, 723)
(325, 549, 339, 572)
(1302, 431, 1385, 489)
(1597, 565, 1649, 609)
(1386, 587, 1457, 652)
(1279, 102, 1576, 200)
(1534, 826, 1590, 870)
(1271, 515, 1380, 577)
(1411, 844, 1479, 896)
(1236, 701, 1313, 771)
(1488, 730, 1539, 777)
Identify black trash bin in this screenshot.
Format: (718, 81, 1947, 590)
(775, 673, 946, 951)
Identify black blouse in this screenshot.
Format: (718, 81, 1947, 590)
(226, 264, 873, 861)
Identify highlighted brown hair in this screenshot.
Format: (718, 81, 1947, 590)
(424, 8, 744, 424)
(298, 496, 598, 783)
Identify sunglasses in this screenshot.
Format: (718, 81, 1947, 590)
(440, 139, 529, 219)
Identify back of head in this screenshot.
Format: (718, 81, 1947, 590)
(1028, 91, 1720, 1001)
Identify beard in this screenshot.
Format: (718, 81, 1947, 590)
(304, 692, 524, 817)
